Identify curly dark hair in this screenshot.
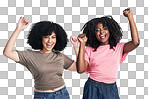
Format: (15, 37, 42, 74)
(27, 21, 68, 52)
(81, 15, 123, 51)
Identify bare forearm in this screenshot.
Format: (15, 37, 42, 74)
(76, 44, 87, 73)
(73, 45, 79, 58)
(128, 15, 140, 45)
(3, 28, 21, 54)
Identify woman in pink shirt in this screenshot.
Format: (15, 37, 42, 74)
(71, 8, 140, 99)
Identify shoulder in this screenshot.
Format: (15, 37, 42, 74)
(114, 42, 127, 51)
(85, 46, 94, 51)
(52, 52, 64, 58)
(26, 49, 37, 55)
(57, 52, 68, 58)
(116, 42, 126, 48)
(57, 52, 72, 60)
(84, 46, 94, 57)
(54, 52, 62, 55)
(16, 49, 38, 56)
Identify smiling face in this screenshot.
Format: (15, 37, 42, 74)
(40, 32, 56, 53)
(95, 22, 110, 45)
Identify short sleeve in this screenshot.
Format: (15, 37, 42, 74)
(117, 43, 128, 64)
(84, 47, 90, 63)
(62, 54, 74, 69)
(15, 50, 31, 67)
(84, 46, 91, 73)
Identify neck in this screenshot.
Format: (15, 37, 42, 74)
(40, 49, 52, 53)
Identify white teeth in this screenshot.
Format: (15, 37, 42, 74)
(46, 44, 52, 46)
(100, 35, 106, 38)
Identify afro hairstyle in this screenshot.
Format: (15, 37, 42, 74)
(27, 21, 68, 52)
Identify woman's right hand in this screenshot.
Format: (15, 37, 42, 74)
(77, 34, 88, 46)
(76, 33, 89, 73)
(16, 17, 30, 30)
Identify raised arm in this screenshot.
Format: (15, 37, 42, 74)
(76, 34, 89, 74)
(70, 36, 79, 58)
(3, 17, 30, 62)
(66, 36, 79, 71)
(123, 8, 140, 53)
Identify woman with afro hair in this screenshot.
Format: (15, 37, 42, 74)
(71, 8, 140, 99)
(3, 17, 77, 99)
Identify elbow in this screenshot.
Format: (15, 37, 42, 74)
(3, 51, 9, 58)
(136, 39, 140, 47)
(3, 50, 7, 57)
(137, 40, 140, 47)
(3, 50, 11, 58)
(76, 61, 87, 74)
(77, 67, 85, 74)
(77, 70, 84, 74)
(76, 64, 85, 74)
(133, 39, 140, 47)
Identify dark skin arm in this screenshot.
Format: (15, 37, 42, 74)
(76, 34, 89, 73)
(123, 8, 140, 53)
(76, 8, 139, 73)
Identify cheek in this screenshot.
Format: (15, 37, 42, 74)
(107, 32, 110, 37)
(53, 39, 57, 44)
(42, 39, 47, 44)
(95, 32, 100, 38)
(106, 30, 110, 35)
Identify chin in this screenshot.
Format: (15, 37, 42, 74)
(99, 40, 109, 45)
(46, 48, 52, 51)
(43, 47, 52, 52)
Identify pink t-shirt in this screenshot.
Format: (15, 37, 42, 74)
(84, 42, 128, 83)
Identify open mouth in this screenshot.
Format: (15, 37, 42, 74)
(99, 35, 106, 39)
(46, 44, 53, 48)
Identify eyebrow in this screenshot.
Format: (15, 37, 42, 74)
(96, 26, 108, 29)
(49, 35, 56, 37)
(44, 34, 56, 37)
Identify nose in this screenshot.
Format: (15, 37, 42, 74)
(47, 38, 52, 43)
(100, 30, 105, 34)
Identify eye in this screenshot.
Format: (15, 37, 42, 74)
(52, 36, 56, 39)
(104, 27, 108, 30)
(44, 36, 48, 38)
(96, 29, 100, 32)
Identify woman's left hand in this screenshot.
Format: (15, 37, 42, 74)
(123, 8, 140, 53)
(70, 36, 79, 47)
(123, 8, 133, 18)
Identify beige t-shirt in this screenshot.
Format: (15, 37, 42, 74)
(16, 50, 74, 90)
